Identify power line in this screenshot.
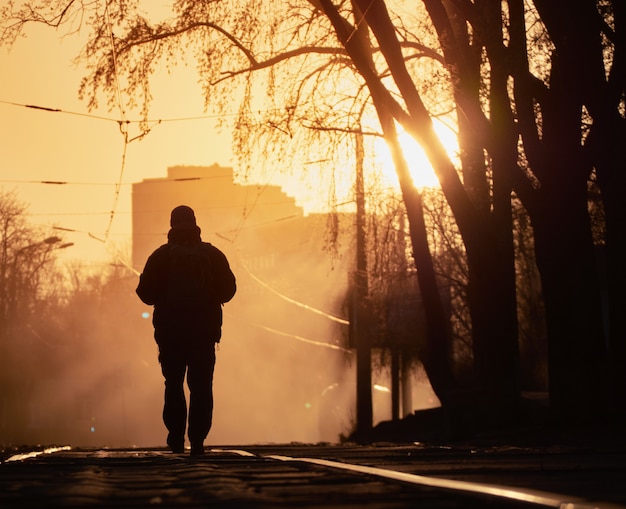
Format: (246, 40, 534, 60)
(241, 317, 352, 353)
(30, 211, 131, 217)
(0, 179, 121, 186)
(238, 260, 350, 326)
(0, 98, 277, 124)
(0, 174, 238, 186)
(0, 99, 118, 122)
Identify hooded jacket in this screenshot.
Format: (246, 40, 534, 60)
(136, 225, 236, 342)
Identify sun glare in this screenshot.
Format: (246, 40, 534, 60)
(374, 120, 459, 190)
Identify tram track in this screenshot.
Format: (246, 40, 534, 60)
(217, 446, 626, 509)
(1, 443, 624, 508)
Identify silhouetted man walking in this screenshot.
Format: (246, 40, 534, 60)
(136, 205, 236, 455)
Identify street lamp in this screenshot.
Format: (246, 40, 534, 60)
(16, 236, 73, 254)
(42, 236, 62, 245)
(9, 236, 74, 296)
(41, 236, 74, 250)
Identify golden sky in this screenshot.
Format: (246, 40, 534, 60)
(0, 23, 235, 265)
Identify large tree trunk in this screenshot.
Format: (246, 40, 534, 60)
(588, 1, 626, 421)
(464, 225, 520, 411)
(422, 0, 521, 414)
(516, 0, 611, 423)
(591, 119, 626, 421)
(530, 188, 608, 422)
(529, 42, 607, 421)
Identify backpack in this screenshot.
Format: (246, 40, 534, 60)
(166, 243, 215, 308)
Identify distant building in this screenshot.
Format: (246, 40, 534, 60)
(131, 164, 303, 270)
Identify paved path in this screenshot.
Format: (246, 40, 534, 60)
(2, 443, 626, 508)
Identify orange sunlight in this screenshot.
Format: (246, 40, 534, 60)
(374, 120, 459, 190)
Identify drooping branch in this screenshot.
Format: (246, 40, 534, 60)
(0, 0, 81, 42)
(211, 45, 348, 85)
(115, 20, 260, 65)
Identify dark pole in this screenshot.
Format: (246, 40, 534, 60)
(354, 130, 373, 437)
(391, 348, 400, 420)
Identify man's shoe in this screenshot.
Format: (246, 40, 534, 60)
(167, 436, 184, 454)
(190, 443, 204, 456)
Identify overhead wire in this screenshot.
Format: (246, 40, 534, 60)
(0, 99, 118, 122)
(88, 231, 140, 276)
(0, 98, 287, 125)
(345, 0, 376, 44)
(0, 179, 119, 186)
(102, 1, 128, 246)
(235, 315, 352, 353)
(0, 173, 238, 187)
(237, 257, 350, 326)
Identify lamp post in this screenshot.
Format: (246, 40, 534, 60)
(14, 235, 72, 255)
(6, 236, 74, 326)
(40, 236, 74, 250)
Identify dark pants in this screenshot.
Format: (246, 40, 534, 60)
(156, 332, 216, 447)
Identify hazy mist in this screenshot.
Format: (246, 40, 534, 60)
(5, 229, 439, 448)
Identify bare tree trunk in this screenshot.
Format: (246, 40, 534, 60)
(588, 1, 626, 422)
(378, 109, 457, 405)
(517, 0, 611, 423)
(595, 124, 626, 421)
(531, 192, 608, 422)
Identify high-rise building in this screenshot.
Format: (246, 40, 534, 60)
(131, 164, 303, 270)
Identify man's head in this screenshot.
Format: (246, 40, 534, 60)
(170, 205, 197, 229)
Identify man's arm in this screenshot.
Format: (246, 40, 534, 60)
(136, 246, 168, 305)
(209, 246, 237, 304)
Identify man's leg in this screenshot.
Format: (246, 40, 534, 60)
(159, 347, 187, 453)
(186, 341, 216, 455)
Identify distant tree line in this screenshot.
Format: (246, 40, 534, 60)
(0, 190, 148, 445)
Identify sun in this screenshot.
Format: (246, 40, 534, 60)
(374, 120, 459, 190)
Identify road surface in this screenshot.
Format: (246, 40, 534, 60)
(1, 442, 625, 508)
